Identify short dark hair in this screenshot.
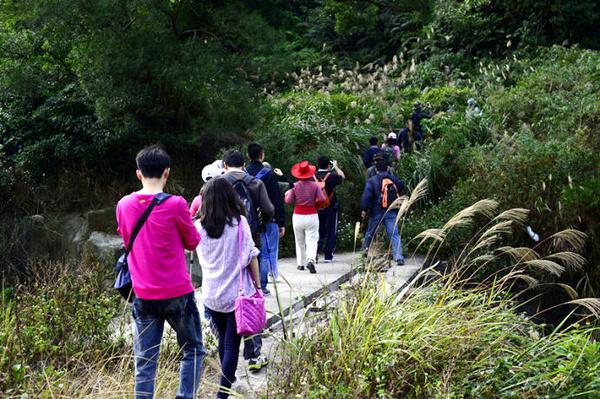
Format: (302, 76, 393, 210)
(375, 160, 389, 172)
(247, 142, 264, 161)
(369, 136, 378, 145)
(136, 145, 171, 178)
(223, 149, 245, 168)
(317, 155, 330, 169)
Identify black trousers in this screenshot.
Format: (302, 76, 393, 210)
(243, 334, 262, 359)
(318, 205, 338, 261)
(204, 307, 241, 398)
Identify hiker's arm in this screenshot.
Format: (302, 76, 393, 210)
(242, 218, 262, 288)
(115, 202, 123, 238)
(189, 195, 202, 218)
(332, 160, 345, 179)
(267, 174, 286, 227)
(394, 177, 405, 194)
(176, 197, 201, 250)
(284, 187, 295, 204)
(360, 181, 373, 212)
(248, 257, 261, 289)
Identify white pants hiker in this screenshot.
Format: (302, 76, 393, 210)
(292, 213, 320, 267)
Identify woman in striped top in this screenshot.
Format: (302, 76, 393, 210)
(284, 160, 325, 274)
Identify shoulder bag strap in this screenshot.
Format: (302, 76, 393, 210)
(238, 220, 244, 293)
(124, 193, 170, 257)
(256, 167, 271, 180)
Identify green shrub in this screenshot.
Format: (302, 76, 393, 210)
(0, 260, 120, 393)
(397, 47, 599, 295)
(488, 46, 600, 143)
(420, 86, 471, 112)
(271, 200, 600, 398)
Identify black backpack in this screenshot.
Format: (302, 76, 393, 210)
(382, 145, 395, 163)
(229, 174, 261, 235)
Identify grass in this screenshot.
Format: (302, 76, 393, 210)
(14, 347, 227, 398)
(2, 183, 599, 398)
(268, 184, 600, 398)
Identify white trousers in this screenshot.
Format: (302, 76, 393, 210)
(292, 213, 320, 267)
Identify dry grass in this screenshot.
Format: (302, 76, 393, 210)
(268, 182, 600, 398)
(11, 327, 234, 399)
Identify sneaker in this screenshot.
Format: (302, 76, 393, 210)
(247, 355, 269, 372)
(396, 259, 405, 266)
(297, 265, 305, 271)
(306, 260, 317, 274)
(261, 288, 271, 295)
(323, 258, 334, 263)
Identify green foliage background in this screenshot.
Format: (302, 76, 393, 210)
(1, 0, 600, 396)
(0, 0, 598, 288)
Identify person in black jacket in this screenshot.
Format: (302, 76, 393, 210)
(360, 160, 406, 265)
(246, 143, 285, 295)
(363, 136, 382, 168)
(315, 155, 345, 263)
(411, 102, 432, 143)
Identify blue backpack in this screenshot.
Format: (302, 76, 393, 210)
(255, 167, 271, 181)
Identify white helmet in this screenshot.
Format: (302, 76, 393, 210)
(201, 161, 224, 182)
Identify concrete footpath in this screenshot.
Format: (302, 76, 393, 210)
(194, 252, 423, 398)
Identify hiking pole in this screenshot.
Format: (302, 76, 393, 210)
(353, 220, 361, 254)
(263, 229, 288, 340)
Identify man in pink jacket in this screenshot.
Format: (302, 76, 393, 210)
(116, 145, 204, 399)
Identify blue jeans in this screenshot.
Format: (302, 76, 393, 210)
(260, 222, 280, 289)
(204, 307, 242, 399)
(132, 292, 206, 399)
(362, 211, 404, 262)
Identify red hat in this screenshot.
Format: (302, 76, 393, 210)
(291, 160, 316, 180)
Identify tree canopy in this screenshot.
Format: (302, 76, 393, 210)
(0, 0, 598, 196)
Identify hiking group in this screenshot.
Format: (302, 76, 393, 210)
(115, 142, 349, 398)
(114, 98, 450, 399)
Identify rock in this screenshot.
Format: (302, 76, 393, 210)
(85, 208, 117, 234)
(84, 232, 123, 263)
(21, 212, 90, 262)
(19, 210, 119, 264)
(21, 214, 61, 260)
(59, 214, 89, 256)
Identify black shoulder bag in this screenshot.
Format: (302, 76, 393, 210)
(114, 192, 171, 302)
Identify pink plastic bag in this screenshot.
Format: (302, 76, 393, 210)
(234, 222, 266, 336)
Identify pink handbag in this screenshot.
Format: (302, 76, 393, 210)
(234, 222, 267, 336)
